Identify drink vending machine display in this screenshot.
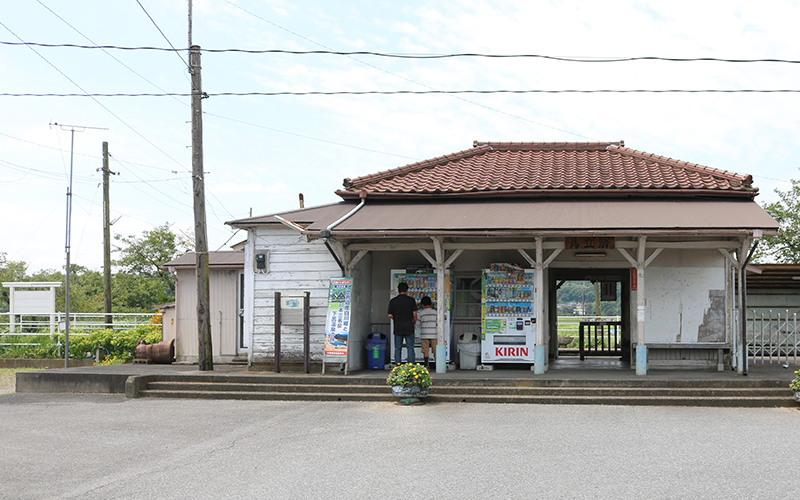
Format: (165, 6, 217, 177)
(481, 264, 536, 363)
(389, 269, 452, 363)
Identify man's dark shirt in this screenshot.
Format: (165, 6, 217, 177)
(388, 294, 417, 336)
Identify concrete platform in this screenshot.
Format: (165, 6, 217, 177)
(14, 358, 800, 395)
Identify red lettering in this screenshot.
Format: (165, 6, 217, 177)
(494, 347, 529, 357)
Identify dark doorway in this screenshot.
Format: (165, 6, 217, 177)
(548, 269, 630, 363)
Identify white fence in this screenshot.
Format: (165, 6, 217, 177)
(747, 309, 800, 364)
(0, 312, 161, 346)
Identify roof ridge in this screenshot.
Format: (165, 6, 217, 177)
(476, 140, 623, 151)
(608, 145, 753, 187)
(343, 145, 492, 189)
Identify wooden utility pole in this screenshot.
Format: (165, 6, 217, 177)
(190, 44, 213, 371)
(101, 142, 115, 328)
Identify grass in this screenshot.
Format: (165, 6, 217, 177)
(0, 368, 37, 394)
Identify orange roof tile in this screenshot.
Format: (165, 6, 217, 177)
(337, 141, 756, 199)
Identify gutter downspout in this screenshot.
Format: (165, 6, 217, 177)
(321, 190, 367, 277)
(739, 230, 761, 376)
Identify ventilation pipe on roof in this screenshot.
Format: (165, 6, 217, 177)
(320, 190, 367, 276)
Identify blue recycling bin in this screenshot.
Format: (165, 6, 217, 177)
(365, 332, 387, 370)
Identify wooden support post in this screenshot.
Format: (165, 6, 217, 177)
(274, 291, 281, 373)
(303, 292, 310, 374)
(533, 237, 546, 374)
(635, 236, 647, 375)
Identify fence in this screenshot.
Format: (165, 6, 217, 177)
(747, 309, 800, 365)
(0, 312, 161, 347)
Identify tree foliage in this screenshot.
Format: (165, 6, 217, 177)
(0, 252, 27, 312)
(113, 223, 188, 309)
(1, 224, 188, 315)
(754, 178, 800, 263)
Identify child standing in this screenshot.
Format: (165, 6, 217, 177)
(417, 296, 437, 370)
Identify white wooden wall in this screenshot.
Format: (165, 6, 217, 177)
(249, 227, 341, 364)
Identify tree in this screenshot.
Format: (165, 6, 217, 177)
(754, 178, 800, 263)
(0, 252, 28, 312)
(29, 265, 104, 313)
(113, 224, 188, 311)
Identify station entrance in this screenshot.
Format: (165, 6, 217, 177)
(548, 269, 631, 364)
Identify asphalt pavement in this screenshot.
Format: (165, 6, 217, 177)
(0, 393, 798, 500)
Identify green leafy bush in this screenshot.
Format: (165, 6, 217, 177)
(57, 324, 162, 361)
(0, 335, 60, 358)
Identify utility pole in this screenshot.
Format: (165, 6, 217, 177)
(190, 44, 213, 371)
(100, 142, 117, 328)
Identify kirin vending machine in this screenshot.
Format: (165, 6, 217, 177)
(389, 269, 451, 363)
(481, 264, 536, 364)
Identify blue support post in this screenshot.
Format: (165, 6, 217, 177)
(636, 345, 647, 375)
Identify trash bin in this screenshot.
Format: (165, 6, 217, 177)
(365, 332, 387, 370)
(458, 333, 480, 370)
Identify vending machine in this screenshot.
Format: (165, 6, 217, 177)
(481, 264, 536, 364)
(389, 269, 452, 363)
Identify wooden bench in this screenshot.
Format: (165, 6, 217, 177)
(643, 342, 730, 371)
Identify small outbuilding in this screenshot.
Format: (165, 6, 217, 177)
(162, 250, 245, 363)
(228, 141, 779, 375)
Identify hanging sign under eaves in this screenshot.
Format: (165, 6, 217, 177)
(566, 237, 615, 249)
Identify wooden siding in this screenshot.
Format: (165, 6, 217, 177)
(174, 268, 239, 361)
(250, 227, 341, 363)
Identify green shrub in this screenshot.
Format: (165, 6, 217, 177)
(0, 335, 59, 358)
(56, 324, 162, 361)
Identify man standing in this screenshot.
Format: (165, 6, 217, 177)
(388, 282, 417, 365)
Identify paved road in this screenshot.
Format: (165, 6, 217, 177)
(1, 393, 798, 500)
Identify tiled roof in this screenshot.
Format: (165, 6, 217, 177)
(337, 141, 757, 199)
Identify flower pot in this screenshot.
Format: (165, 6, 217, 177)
(391, 385, 428, 398)
(795, 391, 800, 403)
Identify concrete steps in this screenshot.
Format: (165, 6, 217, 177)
(128, 375, 796, 407)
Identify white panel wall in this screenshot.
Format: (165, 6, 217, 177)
(645, 249, 727, 343)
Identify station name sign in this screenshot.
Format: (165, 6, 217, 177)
(565, 237, 615, 249)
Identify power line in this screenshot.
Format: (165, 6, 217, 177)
(0, 21, 191, 173)
(221, 2, 593, 140)
(203, 112, 420, 161)
(133, 0, 189, 73)
(2, 41, 800, 64)
(3, 89, 800, 97)
(34, 0, 188, 108)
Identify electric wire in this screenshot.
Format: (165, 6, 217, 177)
(112, 158, 193, 217)
(219, 1, 593, 140)
(3, 41, 800, 64)
(34, 0, 189, 109)
(203, 112, 420, 161)
(9, 194, 66, 264)
(0, 21, 191, 174)
(3, 89, 799, 97)
(0, 157, 96, 183)
(133, 0, 190, 74)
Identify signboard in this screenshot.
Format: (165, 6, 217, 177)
(323, 278, 353, 359)
(566, 237, 615, 249)
(631, 268, 638, 291)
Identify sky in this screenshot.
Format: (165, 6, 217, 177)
(2, 0, 800, 273)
